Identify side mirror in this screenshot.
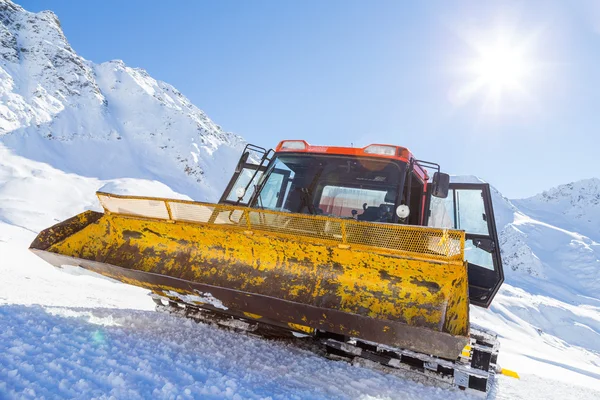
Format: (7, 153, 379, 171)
(432, 172, 450, 198)
(235, 151, 250, 173)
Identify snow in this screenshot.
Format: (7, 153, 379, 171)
(453, 175, 600, 395)
(0, 0, 599, 398)
(514, 178, 600, 240)
(98, 180, 192, 200)
(0, 305, 483, 400)
(0, 0, 246, 202)
(166, 290, 229, 311)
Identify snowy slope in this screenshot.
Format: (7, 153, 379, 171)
(1, 152, 599, 399)
(0, 305, 480, 400)
(1, 0, 599, 398)
(455, 176, 600, 395)
(513, 179, 600, 241)
(0, 0, 245, 201)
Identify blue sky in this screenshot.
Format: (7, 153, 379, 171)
(20, 0, 600, 198)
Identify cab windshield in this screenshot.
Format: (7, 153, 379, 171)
(254, 154, 406, 222)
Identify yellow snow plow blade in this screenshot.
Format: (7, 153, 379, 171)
(30, 192, 469, 359)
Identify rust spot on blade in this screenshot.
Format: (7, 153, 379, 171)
(122, 230, 143, 240)
(410, 277, 441, 294)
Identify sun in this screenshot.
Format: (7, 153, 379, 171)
(471, 39, 529, 94)
(451, 28, 539, 113)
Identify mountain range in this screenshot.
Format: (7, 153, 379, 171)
(0, 0, 245, 201)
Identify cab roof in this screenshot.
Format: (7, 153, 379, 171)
(275, 140, 429, 181)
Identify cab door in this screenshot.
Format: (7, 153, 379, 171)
(429, 183, 504, 308)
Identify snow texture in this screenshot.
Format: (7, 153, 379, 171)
(0, 0, 245, 202)
(166, 290, 228, 310)
(0, 1, 599, 399)
(0, 305, 485, 400)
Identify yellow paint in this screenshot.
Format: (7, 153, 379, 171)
(243, 312, 262, 319)
(287, 323, 314, 334)
(37, 192, 471, 356)
(438, 229, 449, 246)
(460, 344, 472, 358)
(45, 212, 469, 336)
(500, 368, 520, 379)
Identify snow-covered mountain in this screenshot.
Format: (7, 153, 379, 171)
(451, 176, 600, 370)
(513, 178, 600, 242)
(0, 0, 599, 398)
(465, 176, 600, 396)
(494, 178, 600, 297)
(0, 0, 245, 201)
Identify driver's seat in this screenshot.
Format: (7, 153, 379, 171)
(358, 206, 380, 221)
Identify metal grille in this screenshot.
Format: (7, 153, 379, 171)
(169, 202, 245, 225)
(99, 195, 170, 220)
(97, 192, 464, 262)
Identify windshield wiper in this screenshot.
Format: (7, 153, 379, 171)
(256, 187, 265, 210)
(299, 165, 325, 215)
(300, 187, 316, 214)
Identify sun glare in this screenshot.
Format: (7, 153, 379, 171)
(472, 40, 529, 93)
(452, 27, 540, 113)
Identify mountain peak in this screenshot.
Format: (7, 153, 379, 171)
(104, 59, 127, 67)
(0, 0, 246, 201)
(528, 177, 600, 205)
(0, 0, 23, 23)
(511, 178, 600, 242)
